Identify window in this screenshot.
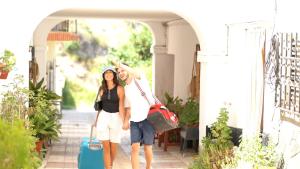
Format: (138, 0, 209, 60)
(268, 33, 300, 125)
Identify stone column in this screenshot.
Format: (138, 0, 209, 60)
(34, 45, 47, 83)
(33, 18, 65, 86)
(152, 45, 174, 102)
(146, 21, 174, 102)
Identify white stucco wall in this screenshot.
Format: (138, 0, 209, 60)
(167, 20, 199, 101)
(1, 0, 300, 168)
(0, 0, 275, 87)
(0, 0, 277, 137)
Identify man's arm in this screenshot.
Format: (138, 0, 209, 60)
(112, 60, 141, 79)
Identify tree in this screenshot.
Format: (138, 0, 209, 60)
(109, 22, 153, 66)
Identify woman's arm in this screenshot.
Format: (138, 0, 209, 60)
(94, 89, 103, 126)
(98, 88, 103, 100)
(117, 85, 125, 122)
(123, 108, 131, 130)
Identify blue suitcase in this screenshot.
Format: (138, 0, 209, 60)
(78, 126, 104, 169)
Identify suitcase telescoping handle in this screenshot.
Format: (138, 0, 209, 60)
(89, 125, 102, 150)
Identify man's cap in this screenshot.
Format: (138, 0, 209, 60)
(101, 66, 116, 75)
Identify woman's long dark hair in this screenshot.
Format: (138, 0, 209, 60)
(100, 71, 119, 92)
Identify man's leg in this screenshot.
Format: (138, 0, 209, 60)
(131, 143, 140, 169)
(144, 145, 153, 169)
(141, 120, 155, 169)
(130, 121, 142, 169)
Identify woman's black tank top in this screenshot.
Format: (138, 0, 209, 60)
(101, 86, 119, 113)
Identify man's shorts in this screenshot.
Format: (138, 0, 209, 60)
(96, 110, 123, 143)
(130, 119, 155, 145)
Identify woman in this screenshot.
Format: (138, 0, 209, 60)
(95, 66, 125, 169)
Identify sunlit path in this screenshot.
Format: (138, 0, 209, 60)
(40, 110, 194, 169)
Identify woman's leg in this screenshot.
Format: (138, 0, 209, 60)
(96, 111, 111, 168)
(102, 140, 111, 169)
(108, 113, 122, 168)
(110, 142, 118, 166)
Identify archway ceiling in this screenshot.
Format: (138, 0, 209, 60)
(49, 9, 181, 22)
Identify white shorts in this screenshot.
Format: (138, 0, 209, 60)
(96, 110, 123, 143)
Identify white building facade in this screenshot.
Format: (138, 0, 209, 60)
(0, 0, 299, 168)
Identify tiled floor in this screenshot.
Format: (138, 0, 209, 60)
(40, 110, 196, 169)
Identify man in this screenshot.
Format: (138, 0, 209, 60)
(114, 61, 155, 169)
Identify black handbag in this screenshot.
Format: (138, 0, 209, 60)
(94, 100, 102, 111)
(94, 87, 102, 111)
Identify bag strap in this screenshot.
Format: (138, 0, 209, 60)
(133, 79, 160, 105)
(94, 86, 101, 102)
(94, 86, 102, 125)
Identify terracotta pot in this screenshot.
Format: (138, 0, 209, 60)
(0, 63, 4, 68)
(35, 140, 44, 153)
(0, 71, 9, 79)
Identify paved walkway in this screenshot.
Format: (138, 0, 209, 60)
(41, 110, 195, 169)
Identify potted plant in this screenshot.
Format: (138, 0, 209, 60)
(179, 97, 199, 127)
(164, 92, 184, 116)
(28, 78, 62, 152)
(156, 93, 184, 151)
(0, 49, 16, 79)
(179, 97, 200, 153)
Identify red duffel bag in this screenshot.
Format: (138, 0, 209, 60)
(134, 79, 179, 133)
(147, 104, 179, 133)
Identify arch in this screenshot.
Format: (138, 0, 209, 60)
(30, 7, 202, 147)
(33, 8, 200, 99)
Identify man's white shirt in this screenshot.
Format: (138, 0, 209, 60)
(124, 74, 155, 122)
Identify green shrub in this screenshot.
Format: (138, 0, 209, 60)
(62, 80, 76, 109)
(204, 107, 233, 148)
(189, 107, 233, 169)
(179, 97, 199, 126)
(109, 22, 153, 66)
(66, 41, 80, 55)
(222, 135, 279, 169)
(0, 75, 31, 122)
(0, 75, 42, 168)
(62, 79, 96, 109)
(0, 119, 41, 169)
